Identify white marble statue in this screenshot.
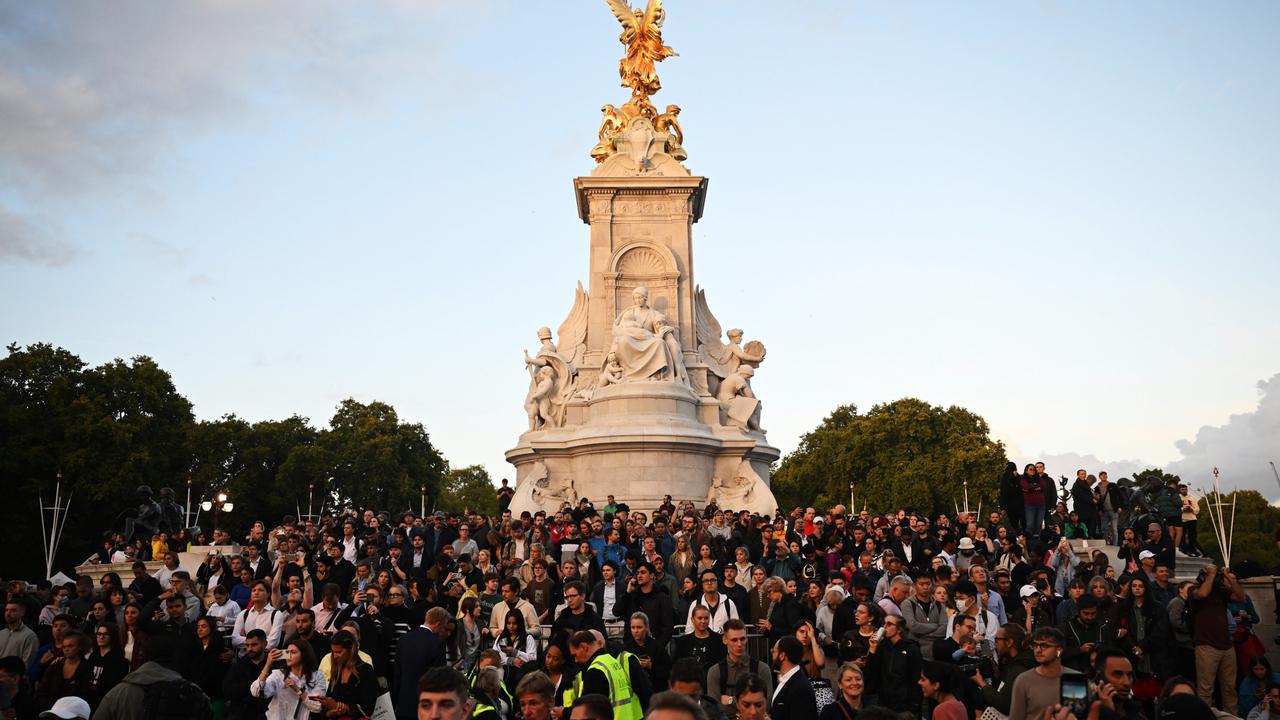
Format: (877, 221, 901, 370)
(510, 461, 578, 515)
(695, 287, 767, 382)
(707, 461, 778, 516)
(716, 365, 762, 431)
(611, 286, 687, 383)
(522, 284, 589, 431)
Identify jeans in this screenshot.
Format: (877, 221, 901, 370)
(1099, 511, 1118, 545)
(1195, 644, 1238, 715)
(1025, 505, 1045, 535)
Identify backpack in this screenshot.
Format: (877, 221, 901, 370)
(240, 607, 282, 647)
(143, 678, 213, 720)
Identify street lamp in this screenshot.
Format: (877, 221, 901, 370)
(200, 492, 234, 540)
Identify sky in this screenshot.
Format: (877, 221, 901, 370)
(3, 1, 1278, 503)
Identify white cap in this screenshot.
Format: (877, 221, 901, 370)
(40, 697, 91, 720)
(958, 537, 975, 550)
(1138, 550, 1156, 560)
(1019, 584, 1038, 599)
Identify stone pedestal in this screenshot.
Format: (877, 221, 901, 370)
(506, 381, 779, 513)
(507, 142, 781, 516)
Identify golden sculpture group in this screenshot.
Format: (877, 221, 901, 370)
(592, 0, 685, 163)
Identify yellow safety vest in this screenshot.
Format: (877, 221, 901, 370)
(574, 653, 641, 720)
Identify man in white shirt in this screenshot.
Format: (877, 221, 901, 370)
(153, 552, 180, 590)
(686, 569, 739, 634)
(230, 580, 284, 650)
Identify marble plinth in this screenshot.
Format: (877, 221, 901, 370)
(506, 381, 779, 515)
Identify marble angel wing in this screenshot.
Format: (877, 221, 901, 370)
(695, 285, 732, 379)
(554, 281, 589, 369)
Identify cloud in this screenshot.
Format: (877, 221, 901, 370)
(0, 1, 450, 265)
(0, 205, 76, 267)
(1019, 373, 1280, 502)
(1167, 373, 1280, 498)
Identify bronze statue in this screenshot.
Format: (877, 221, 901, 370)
(606, 0, 677, 101)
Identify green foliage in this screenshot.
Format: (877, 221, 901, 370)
(318, 399, 447, 513)
(436, 465, 499, 516)
(772, 398, 1008, 515)
(1197, 490, 1280, 572)
(0, 342, 455, 579)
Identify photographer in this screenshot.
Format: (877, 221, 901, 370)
(1191, 565, 1246, 716)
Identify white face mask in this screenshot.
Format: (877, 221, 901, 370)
(955, 598, 972, 613)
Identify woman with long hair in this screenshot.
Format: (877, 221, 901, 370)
(1088, 575, 1115, 614)
(1239, 655, 1280, 717)
(795, 619, 832, 710)
(1117, 527, 1143, 574)
(573, 541, 601, 589)
(1112, 577, 1173, 681)
(82, 599, 114, 637)
(251, 640, 326, 720)
(919, 661, 967, 720)
(119, 602, 148, 671)
(818, 663, 865, 720)
(180, 616, 231, 717)
(86, 623, 127, 706)
(105, 588, 127, 627)
(494, 609, 538, 670)
(624, 611, 671, 690)
(1019, 463, 1046, 535)
(695, 543, 718, 576)
(801, 580, 824, 615)
(457, 596, 483, 674)
(669, 536, 695, 587)
(320, 630, 379, 720)
(526, 632, 577, 707)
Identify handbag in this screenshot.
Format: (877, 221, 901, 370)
(810, 678, 836, 712)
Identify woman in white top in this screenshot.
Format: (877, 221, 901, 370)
(732, 547, 756, 591)
(493, 609, 538, 668)
(251, 640, 327, 720)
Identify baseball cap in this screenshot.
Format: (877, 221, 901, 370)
(1139, 550, 1155, 560)
(41, 696, 91, 719)
(1019, 584, 1038, 599)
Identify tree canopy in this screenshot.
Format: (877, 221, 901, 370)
(0, 342, 458, 579)
(771, 398, 1008, 515)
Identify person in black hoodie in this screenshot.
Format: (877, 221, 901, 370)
(222, 629, 270, 720)
(865, 614, 922, 713)
(999, 462, 1025, 533)
(1059, 595, 1107, 674)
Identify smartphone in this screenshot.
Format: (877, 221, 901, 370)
(1060, 674, 1089, 716)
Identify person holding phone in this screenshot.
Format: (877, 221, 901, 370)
(250, 641, 326, 720)
(494, 609, 538, 669)
(1008, 627, 1080, 720)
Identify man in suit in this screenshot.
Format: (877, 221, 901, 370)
(769, 636, 816, 719)
(395, 606, 449, 720)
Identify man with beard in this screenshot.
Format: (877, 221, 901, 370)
(976, 624, 1032, 717)
(222, 629, 270, 720)
(1086, 647, 1143, 719)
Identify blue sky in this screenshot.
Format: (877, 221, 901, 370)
(3, 1, 1278, 501)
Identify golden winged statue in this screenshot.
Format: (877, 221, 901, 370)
(606, 0, 678, 101)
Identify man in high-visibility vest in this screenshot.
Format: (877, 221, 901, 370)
(568, 630, 642, 720)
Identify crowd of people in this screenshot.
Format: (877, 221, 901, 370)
(0, 466, 1276, 720)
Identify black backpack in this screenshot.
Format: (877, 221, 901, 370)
(143, 678, 213, 720)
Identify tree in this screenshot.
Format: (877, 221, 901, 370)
(436, 465, 498, 516)
(1197, 490, 1280, 572)
(771, 398, 1008, 515)
(0, 344, 197, 578)
(317, 399, 447, 513)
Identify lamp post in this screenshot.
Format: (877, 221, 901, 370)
(200, 492, 234, 541)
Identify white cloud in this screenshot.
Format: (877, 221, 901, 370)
(1166, 373, 1280, 498)
(0, 1, 450, 265)
(1016, 373, 1280, 502)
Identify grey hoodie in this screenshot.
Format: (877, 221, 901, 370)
(92, 661, 185, 720)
